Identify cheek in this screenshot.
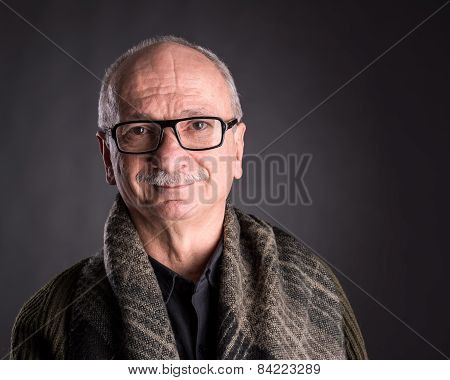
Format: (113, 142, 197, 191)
(216, 139, 237, 181)
(197, 149, 235, 191)
(114, 154, 146, 191)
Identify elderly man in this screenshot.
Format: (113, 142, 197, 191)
(10, 36, 367, 360)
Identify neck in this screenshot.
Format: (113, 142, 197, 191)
(128, 202, 226, 283)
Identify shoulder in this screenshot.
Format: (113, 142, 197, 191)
(271, 223, 368, 359)
(272, 223, 336, 285)
(10, 257, 91, 359)
(232, 206, 368, 359)
(233, 206, 336, 282)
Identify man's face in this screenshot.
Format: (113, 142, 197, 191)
(97, 43, 245, 221)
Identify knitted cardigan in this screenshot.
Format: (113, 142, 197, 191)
(10, 193, 367, 359)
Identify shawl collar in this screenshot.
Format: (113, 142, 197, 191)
(67, 192, 347, 359)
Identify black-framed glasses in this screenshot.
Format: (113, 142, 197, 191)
(107, 116, 238, 154)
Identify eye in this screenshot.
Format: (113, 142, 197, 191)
(191, 121, 211, 130)
(130, 126, 148, 135)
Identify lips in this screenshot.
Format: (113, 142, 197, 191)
(156, 183, 193, 189)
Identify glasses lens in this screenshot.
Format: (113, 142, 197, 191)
(177, 118, 222, 149)
(116, 123, 160, 152)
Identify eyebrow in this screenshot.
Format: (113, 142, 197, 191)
(127, 108, 214, 120)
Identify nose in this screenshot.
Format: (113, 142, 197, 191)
(150, 127, 188, 172)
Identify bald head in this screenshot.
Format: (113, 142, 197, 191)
(114, 42, 231, 121)
(98, 36, 243, 131)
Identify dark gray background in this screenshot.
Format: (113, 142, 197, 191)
(1, 0, 449, 359)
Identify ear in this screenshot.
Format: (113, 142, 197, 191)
(96, 131, 116, 185)
(233, 122, 246, 180)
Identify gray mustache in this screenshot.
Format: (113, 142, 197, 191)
(136, 169, 209, 186)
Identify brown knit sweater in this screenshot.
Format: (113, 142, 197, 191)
(10, 193, 368, 359)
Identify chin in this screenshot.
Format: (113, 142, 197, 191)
(150, 199, 199, 221)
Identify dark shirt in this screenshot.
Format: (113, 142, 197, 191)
(148, 237, 223, 359)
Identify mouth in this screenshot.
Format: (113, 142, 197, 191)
(155, 183, 193, 189)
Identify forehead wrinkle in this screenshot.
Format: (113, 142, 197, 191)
(120, 69, 205, 104)
(122, 71, 224, 110)
(130, 45, 184, 93)
(128, 106, 220, 120)
(118, 80, 201, 116)
(121, 46, 223, 95)
(120, 90, 202, 112)
(120, 93, 220, 120)
(167, 48, 180, 91)
(116, 44, 232, 120)
(120, 78, 216, 117)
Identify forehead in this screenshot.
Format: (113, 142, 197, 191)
(114, 43, 231, 119)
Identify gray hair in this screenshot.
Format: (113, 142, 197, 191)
(98, 35, 243, 132)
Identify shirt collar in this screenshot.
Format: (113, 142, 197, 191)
(204, 235, 223, 289)
(148, 235, 224, 301)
